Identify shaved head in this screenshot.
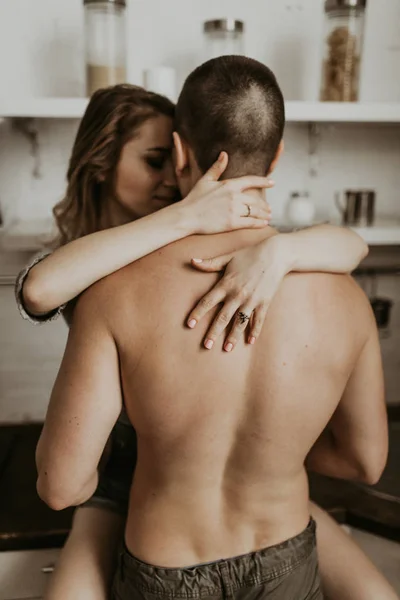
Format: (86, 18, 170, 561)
(175, 56, 285, 178)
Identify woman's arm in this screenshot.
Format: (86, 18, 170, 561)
(276, 224, 369, 274)
(21, 154, 272, 317)
(22, 205, 194, 316)
(187, 225, 368, 350)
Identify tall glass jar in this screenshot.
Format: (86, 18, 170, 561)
(203, 20, 244, 62)
(320, 0, 366, 102)
(84, 0, 127, 97)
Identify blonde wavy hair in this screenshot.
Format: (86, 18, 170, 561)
(53, 84, 175, 247)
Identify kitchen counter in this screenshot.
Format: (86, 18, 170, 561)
(0, 424, 73, 551)
(0, 415, 399, 552)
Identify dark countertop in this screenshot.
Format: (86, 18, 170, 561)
(0, 412, 399, 552)
(0, 424, 73, 551)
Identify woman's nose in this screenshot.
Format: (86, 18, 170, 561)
(163, 161, 177, 187)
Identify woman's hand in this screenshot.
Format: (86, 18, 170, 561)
(187, 235, 289, 351)
(180, 152, 274, 234)
(186, 223, 368, 352)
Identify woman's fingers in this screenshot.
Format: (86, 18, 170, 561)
(203, 301, 239, 350)
(231, 176, 275, 192)
(248, 303, 269, 344)
(202, 151, 229, 181)
(234, 199, 272, 228)
(240, 199, 271, 220)
(223, 303, 255, 352)
(239, 218, 270, 229)
(187, 285, 227, 330)
(191, 253, 233, 273)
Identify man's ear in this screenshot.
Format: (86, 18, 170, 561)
(268, 139, 284, 175)
(173, 131, 189, 176)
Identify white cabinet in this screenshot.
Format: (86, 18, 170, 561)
(0, 549, 59, 600)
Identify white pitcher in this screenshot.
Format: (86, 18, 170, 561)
(286, 192, 316, 227)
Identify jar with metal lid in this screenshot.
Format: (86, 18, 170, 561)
(84, 0, 127, 97)
(203, 19, 244, 62)
(320, 0, 367, 102)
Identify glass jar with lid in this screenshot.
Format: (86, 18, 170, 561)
(320, 0, 367, 102)
(203, 19, 244, 62)
(84, 0, 127, 97)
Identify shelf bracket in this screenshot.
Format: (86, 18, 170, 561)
(11, 117, 42, 179)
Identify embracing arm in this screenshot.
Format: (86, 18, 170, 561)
(277, 224, 368, 274)
(36, 288, 122, 510)
(23, 155, 272, 316)
(187, 224, 368, 350)
(24, 204, 195, 316)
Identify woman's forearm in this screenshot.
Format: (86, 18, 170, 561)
(277, 225, 368, 275)
(23, 203, 192, 315)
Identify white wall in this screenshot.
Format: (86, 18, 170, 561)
(0, 0, 400, 422)
(0, 0, 399, 226)
(1, 0, 400, 101)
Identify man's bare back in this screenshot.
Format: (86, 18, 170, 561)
(97, 227, 374, 568)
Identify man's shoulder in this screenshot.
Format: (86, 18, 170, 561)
(278, 271, 372, 327)
(283, 271, 363, 300)
(269, 272, 373, 363)
(72, 265, 136, 324)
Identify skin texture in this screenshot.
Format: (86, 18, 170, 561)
(43, 507, 124, 600)
(30, 115, 390, 599)
(310, 502, 399, 600)
(37, 225, 387, 569)
(35, 127, 392, 599)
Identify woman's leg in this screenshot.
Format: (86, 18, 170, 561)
(310, 502, 399, 600)
(44, 506, 124, 600)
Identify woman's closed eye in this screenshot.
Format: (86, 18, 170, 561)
(146, 157, 166, 170)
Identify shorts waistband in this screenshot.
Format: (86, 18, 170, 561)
(118, 518, 317, 596)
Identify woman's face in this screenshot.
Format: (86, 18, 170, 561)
(114, 114, 178, 221)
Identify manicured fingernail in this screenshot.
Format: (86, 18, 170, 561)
(218, 152, 224, 162)
(225, 342, 233, 352)
(188, 319, 197, 329)
(249, 337, 256, 345)
(205, 339, 214, 349)
(192, 258, 203, 263)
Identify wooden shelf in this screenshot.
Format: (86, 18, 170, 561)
(285, 102, 400, 123)
(0, 98, 88, 119)
(1, 99, 400, 123)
